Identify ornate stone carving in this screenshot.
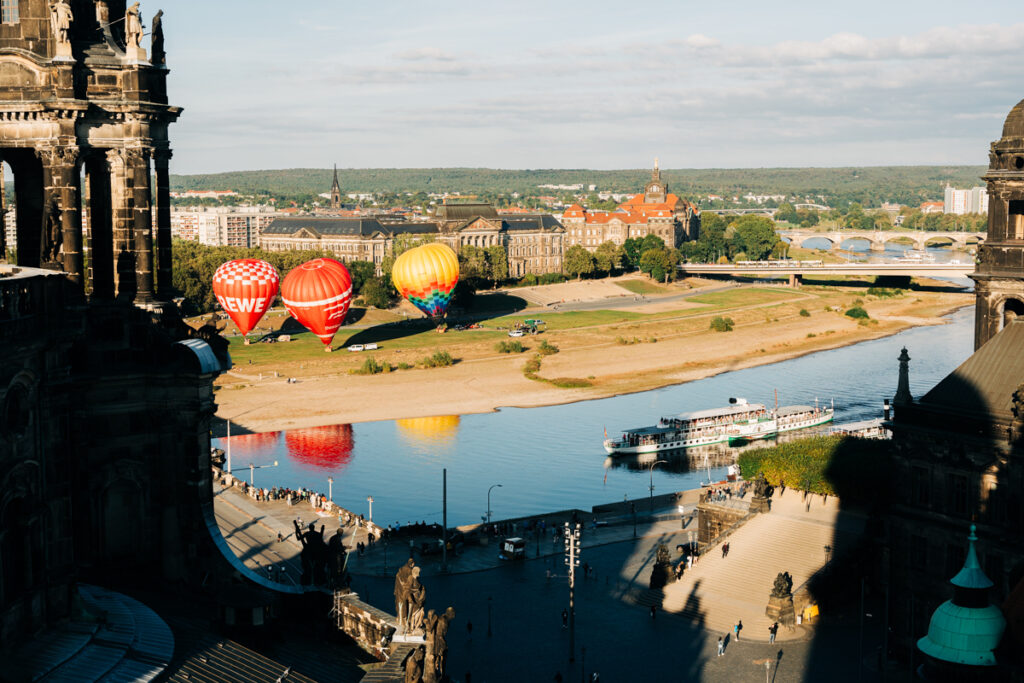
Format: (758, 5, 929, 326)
(40, 195, 62, 265)
(393, 558, 415, 630)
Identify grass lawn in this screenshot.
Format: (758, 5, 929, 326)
(615, 279, 667, 295)
(685, 287, 801, 307)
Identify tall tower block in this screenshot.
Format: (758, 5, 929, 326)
(972, 98, 1024, 349)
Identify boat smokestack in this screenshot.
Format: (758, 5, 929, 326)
(883, 398, 891, 421)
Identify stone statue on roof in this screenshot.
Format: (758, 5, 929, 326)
(49, 1, 73, 49)
(151, 9, 165, 65)
(125, 2, 143, 49)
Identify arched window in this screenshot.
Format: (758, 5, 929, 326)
(1003, 297, 1024, 329)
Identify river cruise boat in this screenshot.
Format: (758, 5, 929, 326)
(603, 399, 834, 455)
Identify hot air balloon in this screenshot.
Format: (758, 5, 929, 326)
(280, 258, 353, 348)
(212, 259, 280, 340)
(391, 243, 460, 318)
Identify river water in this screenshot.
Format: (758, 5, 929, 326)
(215, 288, 974, 528)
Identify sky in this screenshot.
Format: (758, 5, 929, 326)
(161, 0, 1024, 174)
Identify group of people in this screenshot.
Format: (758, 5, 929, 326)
(701, 483, 747, 504)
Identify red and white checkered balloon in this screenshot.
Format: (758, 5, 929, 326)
(212, 259, 280, 336)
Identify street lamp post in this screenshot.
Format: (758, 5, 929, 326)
(244, 460, 278, 487)
(367, 495, 374, 523)
(487, 484, 503, 525)
(648, 460, 666, 512)
(327, 477, 333, 502)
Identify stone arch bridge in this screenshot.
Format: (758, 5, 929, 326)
(779, 229, 985, 251)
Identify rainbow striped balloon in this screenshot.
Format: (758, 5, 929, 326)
(391, 243, 460, 317)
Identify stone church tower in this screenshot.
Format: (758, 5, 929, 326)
(643, 157, 668, 204)
(330, 163, 342, 209)
(972, 98, 1024, 349)
(0, 0, 177, 307)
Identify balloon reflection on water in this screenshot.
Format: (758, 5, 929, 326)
(395, 415, 461, 453)
(284, 424, 355, 472)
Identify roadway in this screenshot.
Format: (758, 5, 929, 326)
(678, 262, 975, 278)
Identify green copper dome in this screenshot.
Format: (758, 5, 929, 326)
(917, 525, 1006, 667)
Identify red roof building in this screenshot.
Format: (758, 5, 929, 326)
(561, 160, 700, 251)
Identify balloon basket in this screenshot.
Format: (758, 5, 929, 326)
(324, 346, 333, 353)
(243, 337, 250, 345)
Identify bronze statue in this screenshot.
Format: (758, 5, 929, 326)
(327, 529, 351, 590)
(771, 571, 793, 598)
(150, 9, 165, 65)
(649, 542, 676, 589)
(293, 519, 328, 585)
(404, 645, 425, 683)
(753, 472, 767, 497)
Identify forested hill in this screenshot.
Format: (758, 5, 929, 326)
(168, 166, 987, 206)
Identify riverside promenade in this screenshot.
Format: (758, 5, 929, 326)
(214, 479, 887, 682)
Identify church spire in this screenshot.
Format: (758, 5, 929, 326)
(330, 164, 342, 210)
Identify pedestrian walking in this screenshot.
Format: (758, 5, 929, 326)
(769, 621, 779, 644)
(562, 608, 568, 629)
(734, 619, 742, 640)
(650, 605, 657, 620)
(277, 532, 283, 543)
(722, 542, 730, 558)
(717, 636, 724, 656)
(591, 673, 600, 682)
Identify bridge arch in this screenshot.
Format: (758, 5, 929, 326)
(923, 236, 956, 249)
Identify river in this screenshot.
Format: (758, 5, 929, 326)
(215, 291, 974, 527)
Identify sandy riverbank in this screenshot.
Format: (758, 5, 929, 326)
(214, 281, 970, 435)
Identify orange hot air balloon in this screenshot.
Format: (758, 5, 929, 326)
(280, 258, 353, 347)
(212, 259, 280, 336)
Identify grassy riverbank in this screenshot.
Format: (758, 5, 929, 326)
(208, 275, 971, 434)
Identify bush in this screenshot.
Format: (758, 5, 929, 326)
(523, 357, 541, 375)
(866, 287, 902, 298)
(844, 306, 869, 320)
(352, 356, 390, 375)
(737, 435, 894, 505)
(539, 272, 567, 285)
(548, 377, 592, 388)
(537, 340, 559, 356)
(397, 362, 413, 370)
(495, 341, 525, 353)
(420, 350, 455, 368)
(799, 309, 810, 317)
(710, 316, 735, 332)
(520, 273, 538, 286)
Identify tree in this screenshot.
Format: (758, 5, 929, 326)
(485, 245, 508, 284)
(640, 234, 665, 254)
(458, 245, 489, 280)
(775, 202, 798, 223)
(563, 245, 596, 279)
(594, 241, 621, 274)
(361, 276, 393, 309)
(638, 247, 678, 282)
(347, 260, 375, 294)
(622, 237, 643, 269)
(732, 215, 781, 261)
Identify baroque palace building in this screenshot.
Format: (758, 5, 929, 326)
(884, 97, 1024, 678)
(259, 201, 565, 277)
(561, 159, 700, 251)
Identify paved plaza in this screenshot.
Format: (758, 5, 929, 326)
(214, 482, 906, 681)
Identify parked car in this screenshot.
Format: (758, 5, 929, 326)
(364, 343, 379, 350)
(508, 330, 524, 338)
(347, 344, 365, 352)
